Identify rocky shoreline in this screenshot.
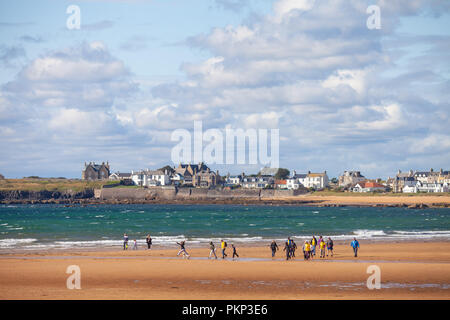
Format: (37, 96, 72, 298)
(1, 192, 449, 209)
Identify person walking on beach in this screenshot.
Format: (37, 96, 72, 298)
(283, 241, 291, 260)
(290, 239, 297, 258)
(221, 240, 228, 259)
(302, 241, 311, 260)
(146, 234, 152, 250)
(318, 235, 324, 251)
(209, 241, 218, 259)
(270, 240, 279, 258)
(319, 238, 326, 258)
(311, 236, 317, 258)
(231, 244, 239, 260)
(176, 240, 190, 259)
(326, 237, 334, 257)
(132, 239, 138, 250)
(123, 233, 129, 250)
(287, 237, 293, 259)
(351, 238, 360, 257)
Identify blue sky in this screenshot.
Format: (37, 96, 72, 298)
(0, 0, 449, 179)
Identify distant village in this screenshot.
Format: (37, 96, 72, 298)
(81, 162, 450, 194)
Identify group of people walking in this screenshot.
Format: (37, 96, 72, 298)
(272, 235, 334, 260)
(122, 233, 153, 250)
(208, 240, 239, 260)
(122, 232, 360, 260)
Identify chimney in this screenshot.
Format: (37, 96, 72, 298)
(430, 168, 434, 173)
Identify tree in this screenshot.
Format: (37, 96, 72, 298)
(274, 168, 290, 180)
(331, 177, 338, 184)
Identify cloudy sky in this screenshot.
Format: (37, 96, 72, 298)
(0, 0, 449, 179)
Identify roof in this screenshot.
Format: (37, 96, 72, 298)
(275, 180, 287, 185)
(85, 163, 108, 172)
(145, 170, 166, 175)
(414, 171, 430, 176)
(292, 174, 307, 179)
(355, 181, 385, 188)
(112, 172, 131, 178)
(307, 173, 327, 177)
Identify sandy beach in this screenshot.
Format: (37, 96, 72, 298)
(265, 194, 450, 207)
(1, 241, 449, 300)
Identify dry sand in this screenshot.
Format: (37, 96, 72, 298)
(1, 242, 449, 300)
(266, 194, 450, 206)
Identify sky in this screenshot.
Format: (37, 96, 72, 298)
(0, 0, 449, 179)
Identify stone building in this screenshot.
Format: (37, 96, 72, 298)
(338, 171, 365, 188)
(175, 162, 210, 186)
(193, 168, 218, 188)
(82, 162, 110, 180)
(389, 169, 415, 192)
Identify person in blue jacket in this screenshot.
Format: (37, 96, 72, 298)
(351, 238, 360, 257)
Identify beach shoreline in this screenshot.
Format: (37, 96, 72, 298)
(1, 242, 449, 300)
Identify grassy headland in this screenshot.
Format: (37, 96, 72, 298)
(0, 178, 115, 192)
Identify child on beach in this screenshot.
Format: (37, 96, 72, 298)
(176, 240, 190, 259)
(209, 241, 217, 259)
(303, 241, 311, 260)
(132, 239, 138, 250)
(326, 237, 334, 257)
(270, 240, 278, 258)
(231, 244, 239, 260)
(123, 233, 129, 250)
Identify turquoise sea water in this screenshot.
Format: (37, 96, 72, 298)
(0, 204, 449, 250)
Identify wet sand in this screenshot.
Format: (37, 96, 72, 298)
(0, 242, 449, 300)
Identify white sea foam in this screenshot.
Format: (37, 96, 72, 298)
(0, 238, 37, 248)
(353, 229, 387, 237)
(2, 230, 450, 250)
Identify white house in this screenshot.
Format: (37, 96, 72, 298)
(131, 169, 170, 187)
(286, 173, 307, 190)
(302, 171, 329, 189)
(170, 173, 184, 186)
(225, 175, 242, 186)
(352, 181, 386, 193)
(241, 176, 274, 189)
(108, 172, 132, 181)
(404, 181, 449, 193)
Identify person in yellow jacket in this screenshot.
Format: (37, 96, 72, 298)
(220, 239, 228, 259)
(319, 239, 326, 258)
(310, 236, 317, 258)
(302, 241, 311, 260)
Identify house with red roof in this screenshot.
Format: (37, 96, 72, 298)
(352, 181, 387, 193)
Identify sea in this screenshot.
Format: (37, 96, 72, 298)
(0, 204, 449, 251)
